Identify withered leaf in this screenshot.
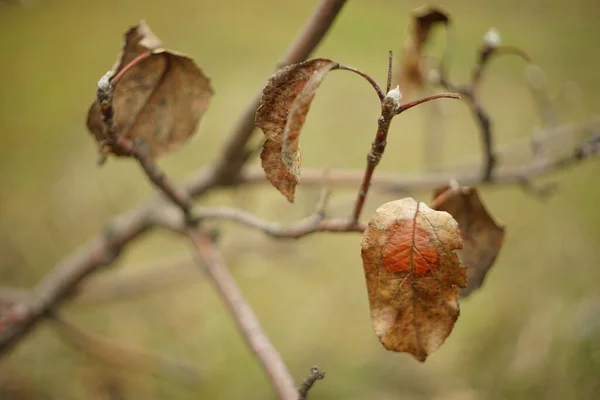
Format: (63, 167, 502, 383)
(86, 21, 213, 158)
(395, 6, 450, 96)
(256, 59, 339, 202)
(361, 198, 466, 362)
(431, 186, 505, 297)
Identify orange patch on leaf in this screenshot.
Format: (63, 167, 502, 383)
(381, 222, 439, 275)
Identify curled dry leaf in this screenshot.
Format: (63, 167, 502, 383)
(86, 21, 213, 158)
(256, 59, 339, 202)
(395, 6, 450, 96)
(361, 198, 467, 362)
(431, 186, 505, 297)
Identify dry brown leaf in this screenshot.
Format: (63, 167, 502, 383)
(431, 186, 505, 297)
(256, 59, 339, 202)
(361, 198, 466, 362)
(395, 6, 450, 96)
(86, 21, 213, 158)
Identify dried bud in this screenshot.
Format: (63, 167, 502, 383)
(97, 71, 111, 92)
(386, 85, 402, 103)
(484, 28, 501, 48)
(96, 71, 113, 104)
(382, 85, 402, 114)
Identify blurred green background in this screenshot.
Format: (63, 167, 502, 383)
(1, 0, 599, 399)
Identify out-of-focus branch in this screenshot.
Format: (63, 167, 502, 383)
(0, 207, 152, 356)
(188, 231, 298, 400)
(0, 0, 347, 358)
(237, 117, 600, 192)
(0, 255, 195, 307)
(298, 366, 326, 400)
(76, 254, 196, 305)
(50, 313, 203, 387)
(437, 31, 531, 182)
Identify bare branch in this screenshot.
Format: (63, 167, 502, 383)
(188, 230, 298, 400)
(298, 366, 326, 400)
(152, 205, 365, 239)
(0, 0, 347, 358)
(0, 207, 151, 356)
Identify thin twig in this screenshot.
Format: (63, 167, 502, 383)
(350, 90, 459, 223)
(298, 366, 326, 400)
(96, 71, 193, 218)
(188, 230, 298, 400)
(116, 137, 193, 217)
(472, 45, 531, 87)
(386, 50, 393, 93)
(350, 93, 397, 223)
(152, 204, 366, 239)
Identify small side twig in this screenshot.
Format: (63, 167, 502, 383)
(152, 205, 365, 240)
(298, 366, 326, 400)
(386, 50, 393, 93)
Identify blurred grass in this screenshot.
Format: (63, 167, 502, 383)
(1, 0, 599, 399)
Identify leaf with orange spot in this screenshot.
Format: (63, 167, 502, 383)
(361, 197, 467, 362)
(395, 6, 450, 96)
(431, 186, 505, 297)
(256, 59, 339, 202)
(86, 21, 213, 158)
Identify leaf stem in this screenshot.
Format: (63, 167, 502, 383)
(395, 92, 460, 114)
(337, 65, 385, 100)
(110, 51, 152, 85)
